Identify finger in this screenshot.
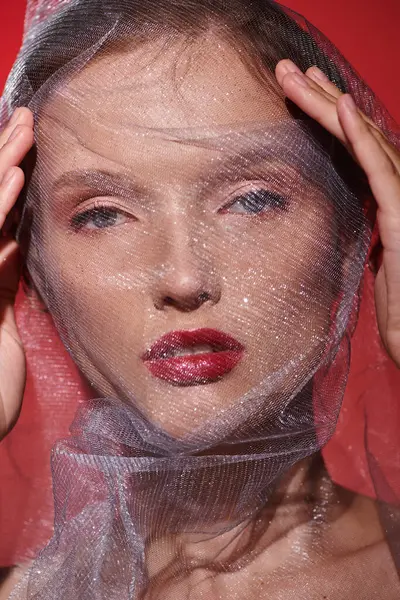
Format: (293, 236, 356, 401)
(366, 124, 400, 170)
(276, 60, 338, 104)
(0, 238, 22, 381)
(0, 237, 25, 436)
(337, 94, 400, 221)
(275, 59, 304, 86)
(277, 64, 400, 178)
(305, 65, 395, 148)
(305, 66, 343, 99)
(279, 70, 349, 146)
(0, 108, 34, 149)
(0, 124, 34, 183)
(0, 167, 25, 229)
(278, 61, 388, 137)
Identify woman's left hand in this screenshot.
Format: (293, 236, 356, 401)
(275, 59, 400, 369)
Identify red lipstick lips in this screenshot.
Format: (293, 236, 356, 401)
(142, 328, 244, 385)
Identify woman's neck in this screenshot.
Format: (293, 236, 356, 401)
(144, 454, 347, 585)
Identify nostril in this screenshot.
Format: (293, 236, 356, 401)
(160, 291, 212, 311)
(198, 292, 211, 304)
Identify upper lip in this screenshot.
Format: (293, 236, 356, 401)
(142, 328, 244, 361)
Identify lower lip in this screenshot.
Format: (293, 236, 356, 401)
(144, 350, 243, 385)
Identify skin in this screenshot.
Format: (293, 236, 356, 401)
(27, 36, 341, 438)
(0, 38, 399, 599)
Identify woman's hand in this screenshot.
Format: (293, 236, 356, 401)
(276, 59, 400, 369)
(0, 107, 34, 440)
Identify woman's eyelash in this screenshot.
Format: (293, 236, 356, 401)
(70, 188, 287, 231)
(71, 207, 128, 231)
(222, 188, 288, 214)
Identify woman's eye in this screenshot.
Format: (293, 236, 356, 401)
(71, 207, 128, 231)
(222, 189, 287, 215)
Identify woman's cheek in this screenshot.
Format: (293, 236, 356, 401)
(224, 215, 334, 347)
(39, 235, 136, 338)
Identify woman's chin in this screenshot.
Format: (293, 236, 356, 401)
(126, 374, 245, 441)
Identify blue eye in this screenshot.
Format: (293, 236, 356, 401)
(223, 189, 287, 214)
(72, 207, 127, 231)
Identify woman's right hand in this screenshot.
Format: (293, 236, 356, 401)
(0, 107, 34, 441)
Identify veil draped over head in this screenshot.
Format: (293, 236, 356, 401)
(0, 1, 400, 598)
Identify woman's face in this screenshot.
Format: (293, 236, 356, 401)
(31, 34, 339, 437)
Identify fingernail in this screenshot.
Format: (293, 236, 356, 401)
(311, 66, 329, 82)
(290, 72, 309, 89)
(282, 59, 303, 75)
(342, 94, 357, 113)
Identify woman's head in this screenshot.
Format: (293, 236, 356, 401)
(11, 0, 368, 439)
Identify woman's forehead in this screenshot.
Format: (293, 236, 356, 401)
(42, 33, 288, 133)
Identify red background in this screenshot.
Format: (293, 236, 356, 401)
(1, 0, 399, 122)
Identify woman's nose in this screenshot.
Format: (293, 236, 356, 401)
(152, 237, 221, 313)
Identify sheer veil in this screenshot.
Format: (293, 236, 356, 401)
(0, 1, 399, 598)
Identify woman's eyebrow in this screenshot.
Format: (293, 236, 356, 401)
(201, 138, 305, 186)
(52, 169, 143, 196)
(219, 143, 278, 171)
(211, 125, 311, 165)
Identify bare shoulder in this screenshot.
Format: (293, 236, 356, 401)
(249, 490, 400, 599)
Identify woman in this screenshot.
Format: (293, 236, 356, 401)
(0, 0, 399, 598)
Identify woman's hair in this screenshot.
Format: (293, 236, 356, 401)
(13, 0, 349, 107)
